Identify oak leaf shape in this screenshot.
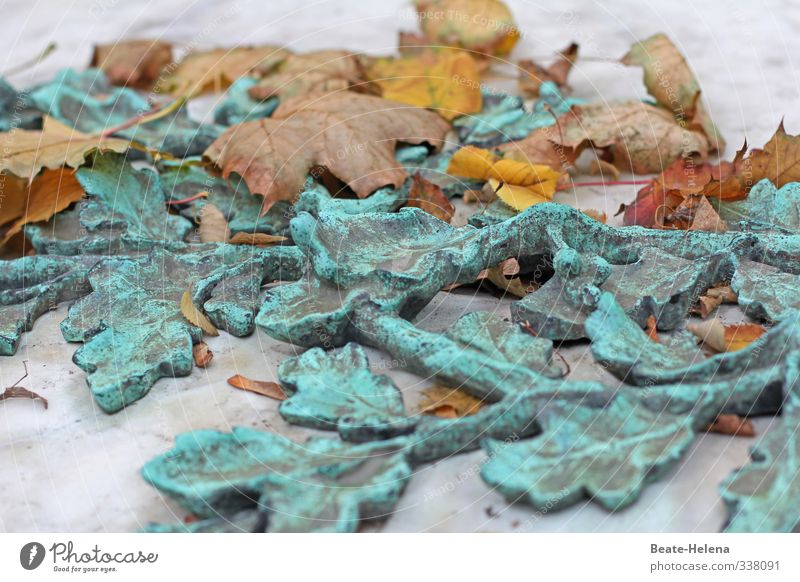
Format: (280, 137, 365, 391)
(204, 93, 450, 211)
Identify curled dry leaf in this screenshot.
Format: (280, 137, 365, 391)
(228, 232, 288, 246)
(180, 289, 219, 336)
(704, 414, 756, 437)
(518, 42, 578, 97)
(91, 39, 173, 90)
(447, 146, 560, 211)
(205, 92, 449, 211)
(692, 284, 737, 319)
(485, 257, 529, 298)
(645, 315, 660, 343)
(685, 196, 728, 232)
(581, 209, 607, 223)
(405, 173, 454, 223)
(248, 50, 368, 102)
(367, 51, 482, 120)
(687, 318, 765, 353)
(419, 384, 484, 418)
(552, 101, 709, 174)
(227, 375, 287, 401)
(585, 158, 621, 181)
(409, 0, 519, 57)
(622, 33, 724, 152)
(0, 386, 48, 409)
(198, 203, 230, 243)
(192, 342, 213, 368)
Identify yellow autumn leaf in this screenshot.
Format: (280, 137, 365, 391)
(488, 178, 555, 211)
(487, 158, 561, 187)
(368, 51, 482, 120)
(180, 289, 219, 336)
(446, 145, 496, 180)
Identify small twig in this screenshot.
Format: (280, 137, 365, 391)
(98, 95, 187, 139)
(554, 351, 572, 376)
(2, 42, 57, 77)
(11, 360, 29, 388)
(167, 191, 210, 206)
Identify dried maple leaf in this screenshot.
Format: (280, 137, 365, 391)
(409, 0, 520, 57)
(687, 318, 765, 353)
(622, 33, 724, 152)
(367, 51, 482, 120)
(518, 42, 578, 97)
(0, 117, 129, 181)
(227, 375, 287, 401)
(192, 342, 213, 368)
(0, 386, 48, 409)
(204, 92, 449, 211)
(704, 414, 756, 437)
(228, 232, 288, 246)
(198, 203, 230, 243)
(159, 45, 289, 96)
(551, 101, 709, 174)
(419, 384, 484, 418)
(180, 289, 219, 336)
(405, 173, 454, 223)
(91, 39, 173, 89)
(625, 123, 800, 227)
(247, 50, 369, 102)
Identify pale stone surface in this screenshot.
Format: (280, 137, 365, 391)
(0, 0, 796, 532)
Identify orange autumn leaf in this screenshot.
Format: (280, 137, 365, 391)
(1, 168, 85, 246)
(227, 375, 287, 401)
(91, 39, 173, 90)
(419, 385, 484, 418)
(405, 173, 454, 223)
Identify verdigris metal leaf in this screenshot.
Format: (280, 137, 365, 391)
(278, 343, 415, 441)
(720, 402, 800, 532)
(213, 77, 278, 126)
(60, 245, 303, 412)
(26, 152, 194, 254)
(0, 76, 41, 130)
(453, 82, 581, 147)
(157, 159, 291, 237)
(0, 255, 96, 355)
(28, 68, 223, 156)
(142, 428, 412, 532)
(732, 258, 800, 321)
(480, 390, 696, 511)
(717, 179, 800, 233)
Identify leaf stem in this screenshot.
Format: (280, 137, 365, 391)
(98, 95, 187, 139)
(558, 179, 652, 191)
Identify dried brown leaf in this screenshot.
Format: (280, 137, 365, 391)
(227, 375, 287, 401)
(687, 318, 765, 352)
(405, 173, 454, 222)
(180, 289, 219, 336)
(0, 386, 48, 409)
(419, 385, 484, 418)
(91, 40, 173, 89)
(205, 92, 449, 211)
(228, 232, 288, 246)
(192, 342, 213, 368)
(198, 203, 230, 243)
(518, 42, 578, 97)
(704, 414, 755, 437)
